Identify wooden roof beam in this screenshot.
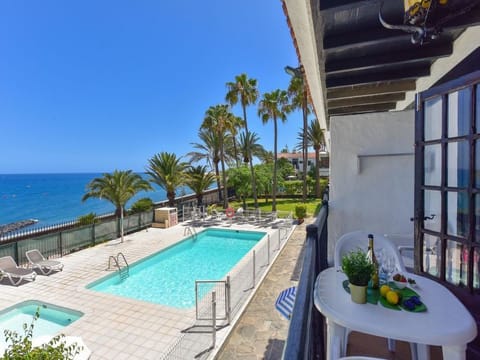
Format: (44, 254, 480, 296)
(324, 8, 480, 51)
(328, 92, 405, 108)
(324, 27, 408, 51)
(329, 102, 397, 116)
(325, 43, 452, 75)
(327, 66, 430, 88)
(327, 80, 416, 99)
(319, 0, 372, 11)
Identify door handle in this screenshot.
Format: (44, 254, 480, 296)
(410, 214, 435, 221)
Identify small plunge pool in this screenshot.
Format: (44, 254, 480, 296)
(0, 300, 83, 352)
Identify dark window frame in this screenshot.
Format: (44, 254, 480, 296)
(415, 70, 480, 295)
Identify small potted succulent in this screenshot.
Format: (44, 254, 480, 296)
(341, 249, 375, 304)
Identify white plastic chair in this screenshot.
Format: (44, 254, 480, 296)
(334, 231, 412, 356)
(384, 233, 414, 270)
(334, 230, 406, 274)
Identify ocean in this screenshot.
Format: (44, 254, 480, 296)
(0, 173, 174, 229)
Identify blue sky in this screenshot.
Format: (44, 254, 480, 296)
(0, 1, 303, 174)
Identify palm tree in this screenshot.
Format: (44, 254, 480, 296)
(188, 129, 222, 201)
(226, 73, 260, 208)
(287, 71, 311, 203)
(226, 114, 245, 167)
(258, 89, 290, 211)
(258, 150, 274, 165)
(238, 131, 265, 164)
(184, 165, 216, 205)
(146, 152, 188, 207)
(296, 120, 326, 198)
(201, 104, 235, 208)
(82, 170, 152, 243)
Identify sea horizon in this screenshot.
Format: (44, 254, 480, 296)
(0, 173, 183, 229)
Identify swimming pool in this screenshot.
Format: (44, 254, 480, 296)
(0, 300, 83, 351)
(88, 228, 266, 308)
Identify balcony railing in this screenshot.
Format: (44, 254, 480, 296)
(282, 188, 329, 360)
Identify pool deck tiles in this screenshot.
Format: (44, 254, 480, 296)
(0, 219, 292, 359)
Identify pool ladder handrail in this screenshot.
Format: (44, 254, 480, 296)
(184, 226, 197, 239)
(108, 252, 129, 280)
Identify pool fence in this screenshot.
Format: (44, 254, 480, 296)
(162, 217, 294, 360)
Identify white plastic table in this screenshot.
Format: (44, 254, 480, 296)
(314, 268, 477, 360)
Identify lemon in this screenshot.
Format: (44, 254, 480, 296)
(386, 290, 399, 305)
(380, 285, 391, 298)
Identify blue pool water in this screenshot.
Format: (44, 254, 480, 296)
(0, 300, 83, 351)
(88, 228, 266, 308)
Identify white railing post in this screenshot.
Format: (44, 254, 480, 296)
(212, 291, 217, 349)
(195, 281, 199, 320)
(226, 276, 231, 324)
(252, 250, 256, 288)
(267, 234, 270, 266)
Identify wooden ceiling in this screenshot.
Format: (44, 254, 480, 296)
(309, 0, 480, 117)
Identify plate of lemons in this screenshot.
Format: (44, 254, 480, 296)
(379, 283, 427, 312)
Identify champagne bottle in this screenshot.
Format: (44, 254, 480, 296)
(367, 234, 379, 289)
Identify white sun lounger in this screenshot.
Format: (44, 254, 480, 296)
(26, 249, 64, 275)
(0, 256, 37, 286)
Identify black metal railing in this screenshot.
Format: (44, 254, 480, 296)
(0, 188, 222, 265)
(0, 211, 154, 265)
(282, 188, 329, 360)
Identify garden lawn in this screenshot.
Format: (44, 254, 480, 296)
(228, 198, 322, 217)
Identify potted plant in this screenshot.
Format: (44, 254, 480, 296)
(294, 205, 307, 224)
(341, 249, 375, 304)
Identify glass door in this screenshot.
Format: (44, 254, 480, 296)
(415, 70, 480, 356)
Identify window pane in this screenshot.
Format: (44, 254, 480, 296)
(447, 141, 469, 188)
(446, 240, 468, 287)
(424, 190, 441, 232)
(448, 88, 471, 137)
(424, 144, 441, 186)
(447, 191, 469, 238)
(423, 234, 441, 277)
(425, 96, 442, 141)
(474, 248, 480, 289)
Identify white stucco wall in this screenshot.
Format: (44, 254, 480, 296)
(328, 110, 415, 264)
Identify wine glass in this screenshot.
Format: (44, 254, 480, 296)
(376, 248, 386, 284)
(381, 255, 397, 283)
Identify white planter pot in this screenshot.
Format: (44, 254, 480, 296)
(349, 283, 367, 304)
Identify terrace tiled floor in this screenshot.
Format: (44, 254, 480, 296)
(216, 218, 443, 360)
(0, 218, 291, 360)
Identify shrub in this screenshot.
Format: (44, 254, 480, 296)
(129, 198, 154, 214)
(77, 212, 97, 226)
(1, 309, 82, 360)
(295, 205, 307, 219)
(284, 180, 303, 195)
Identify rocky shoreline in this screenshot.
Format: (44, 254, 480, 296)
(0, 219, 38, 234)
